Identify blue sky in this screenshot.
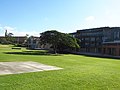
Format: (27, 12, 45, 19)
(0, 0, 120, 36)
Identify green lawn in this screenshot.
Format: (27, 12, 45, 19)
(0, 45, 120, 90)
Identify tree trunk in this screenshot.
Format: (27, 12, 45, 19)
(53, 45, 57, 54)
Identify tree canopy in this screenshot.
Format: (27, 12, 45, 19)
(40, 30, 80, 53)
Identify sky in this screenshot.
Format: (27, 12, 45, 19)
(0, 0, 120, 36)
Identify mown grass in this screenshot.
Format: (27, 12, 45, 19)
(0, 45, 120, 90)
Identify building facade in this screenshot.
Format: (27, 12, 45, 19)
(27, 36, 40, 49)
(0, 36, 26, 45)
(12, 36, 26, 44)
(27, 36, 52, 50)
(102, 27, 120, 56)
(75, 27, 120, 56)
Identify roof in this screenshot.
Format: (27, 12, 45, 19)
(77, 27, 120, 32)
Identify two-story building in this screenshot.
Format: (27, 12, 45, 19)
(102, 27, 120, 56)
(74, 27, 120, 56)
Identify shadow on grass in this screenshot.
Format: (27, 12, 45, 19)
(4, 50, 63, 56)
(73, 53, 120, 60)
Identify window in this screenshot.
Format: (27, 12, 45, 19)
(91, 37, 95, 41)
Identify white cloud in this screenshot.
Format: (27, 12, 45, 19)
(85, 16, 95, 21)
(3, 26, 16, 32)
(0, 25, 40, 36)
(13, 30, 40, 36)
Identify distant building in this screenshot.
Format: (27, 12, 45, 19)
(0, 36, 26, 45)
(0, 30, 26, 45)
(27, 36, 52, 50)
(69, 32, 76, 38)
(0, 36, 6, 43)
(12, 36, 26, 44)
(27, 36, 40, 49)
(74, 27, 120, 56)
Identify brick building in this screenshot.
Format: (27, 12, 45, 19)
(0, 36, 26, 44)
(12, 36, 26, 44)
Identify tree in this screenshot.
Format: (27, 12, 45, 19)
(40, 30, 80, 53)
(7, 33, 13, 37)
(23, 34, 29, 46)
(5, 30, 7, 37)
(5, 32, 14, 44)
(40, 30, 61, 53)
